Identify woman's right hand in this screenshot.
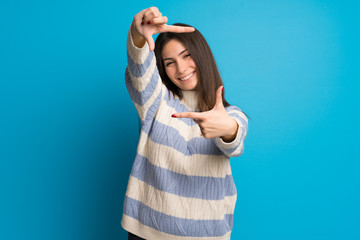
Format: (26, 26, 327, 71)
(131, 7, 195, 51)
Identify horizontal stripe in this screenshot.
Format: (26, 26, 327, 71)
(141, 116, 222, 156)
(130, 154, 236, 200)
(152, 96, 203, 141)
(218, 141, 244, 158)
(215, 117, 246, 151)
(162, 92, 247, 128)
(126, 57, 158, 93)
(121, 214, 232, 240)
(225, 105, 242, 113)
(136, 135, 231, 177)
(226, 106, 248, 130)
(125, 66, 160, 107)
(127, 44, 154, 77)
(154, 100, 201, 140)
(217, 145, 239, 156)
(233, 117, 247, 147)
(130, 81, 162, 122)
(163, 90, 198, 126)
(152, 97, 248, 143)
(135, 86, 162, 123)
(212, 111, 248, 157)
(127, 30, 150, 64)
(229, 113, 248, 130)
(123, 196, 233, 237)
(126, 176, 237, 220)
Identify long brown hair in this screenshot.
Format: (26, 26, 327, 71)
(154, 23, 230, 112)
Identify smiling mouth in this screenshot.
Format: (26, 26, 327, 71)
(178, 71, 195, 81)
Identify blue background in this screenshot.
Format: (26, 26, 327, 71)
(1, 0, 359, 239)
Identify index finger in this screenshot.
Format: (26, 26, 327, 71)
(172, 112, 202, 120)
(163, 25, 195, 33)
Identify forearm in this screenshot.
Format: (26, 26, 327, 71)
(130, 21, 146, 48)
(126, 27, 163, 122)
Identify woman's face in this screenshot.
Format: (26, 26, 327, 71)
(161, 39, 198, 91)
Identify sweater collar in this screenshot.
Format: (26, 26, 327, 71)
(181, 90, 199, 111)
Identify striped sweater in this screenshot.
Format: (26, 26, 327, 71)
(121, 30, 248, 240)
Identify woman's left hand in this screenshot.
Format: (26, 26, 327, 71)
(172, 86, 239, 142)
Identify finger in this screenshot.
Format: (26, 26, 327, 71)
(214, 86, 224, 108)
(163, 25, 195, 33)
(150, 16, 168, 25)
(172, 112, 202, 120)
(142, 7, 162, 24)
(134, 9, 149, 25)
(143, 33, 155, 51)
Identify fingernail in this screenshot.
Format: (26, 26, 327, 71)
(141, 21, 144, 25)
(147, 21, 151, 25)
(222, 86, 224, 92)
(171, 114, 176, 118)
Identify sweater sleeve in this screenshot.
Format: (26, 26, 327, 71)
(125, 29, 164, 122)
(213, 106, 248, 158)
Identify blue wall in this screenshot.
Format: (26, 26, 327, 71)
(1, 0, 359, 239)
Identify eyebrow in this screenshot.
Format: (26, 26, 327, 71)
(162, 49, 188, 61)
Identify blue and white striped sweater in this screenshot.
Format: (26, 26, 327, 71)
(121, 31, 248, 240)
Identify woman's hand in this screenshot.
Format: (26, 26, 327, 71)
(131, 7, 195, 51)
(172, 86, 239, 142)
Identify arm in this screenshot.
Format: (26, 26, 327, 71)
(219, 115, 238, 143)
(172, 86, 248, 157)
(213, 106, 248, 157)
(125, 29, 160, 122)
(125, 7, 195, 122)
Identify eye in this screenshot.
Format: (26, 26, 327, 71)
(184, 54, 191, 58)
(165, 62, 174, 67)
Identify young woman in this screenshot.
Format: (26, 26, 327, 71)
(122, 7, 248, 240)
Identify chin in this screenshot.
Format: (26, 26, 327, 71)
(179, 81, 198, 91)
(180, 85, 197, 91)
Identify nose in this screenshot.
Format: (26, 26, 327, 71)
(177, 59, 187, 75)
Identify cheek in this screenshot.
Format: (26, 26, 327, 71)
(165, 68, 176, 80)
(189, 58, 197, 68)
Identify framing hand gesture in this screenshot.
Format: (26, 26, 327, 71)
(172, 86, 239, 142)
(131, 7, 195, 51)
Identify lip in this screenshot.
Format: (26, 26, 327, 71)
(178, 71, 195, 81)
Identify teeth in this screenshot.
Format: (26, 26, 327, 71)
(180, 72, 194, 81)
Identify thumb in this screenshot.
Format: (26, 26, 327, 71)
(144, 33, 155, 52)
(214, 86, 224, 108)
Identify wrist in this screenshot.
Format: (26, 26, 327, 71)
(130, 22, 146, 48)
(220, 118, 238, 143)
